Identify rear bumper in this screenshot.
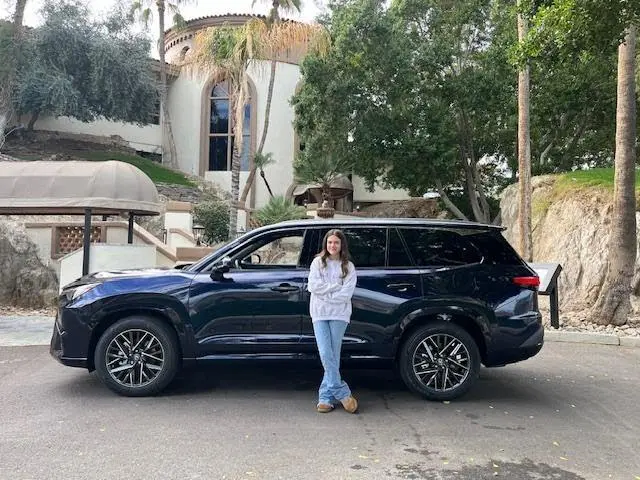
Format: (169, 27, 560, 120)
(49, 314, 88, 369)
(485, 313, 544, 367)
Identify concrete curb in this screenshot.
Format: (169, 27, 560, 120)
(544, 328, 640, 347)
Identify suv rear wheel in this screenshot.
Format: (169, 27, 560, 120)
(94, 316, 180, 397)
(399, 321, 480, 401)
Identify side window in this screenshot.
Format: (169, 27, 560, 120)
(400, 228, 482, 267)
(388, 228, 413, 267)
(234, 230, 305, 268)
(342, 228, 386, 268)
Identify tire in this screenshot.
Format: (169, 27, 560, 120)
(94, 316, 180, 397)
(398, 321, 480, 401)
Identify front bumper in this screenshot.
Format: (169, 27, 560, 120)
(49, 313, 89, 369)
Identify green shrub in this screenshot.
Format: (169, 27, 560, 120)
(193, 201, 229, 244)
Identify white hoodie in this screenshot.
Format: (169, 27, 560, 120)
(307, 256, 358, 323)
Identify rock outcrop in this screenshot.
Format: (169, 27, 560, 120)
(359, 198, 446, 218)
(0, 221, 58, 308)
(501, 175, 640, 314)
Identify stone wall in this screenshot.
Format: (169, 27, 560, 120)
(0, 221, 58, 308)
(501, 175, 640, 314)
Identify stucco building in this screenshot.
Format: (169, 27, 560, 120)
(27, 14, 410, 218)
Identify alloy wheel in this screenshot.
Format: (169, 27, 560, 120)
(105, 329, 165, 387)
(412, 333, 471, 392)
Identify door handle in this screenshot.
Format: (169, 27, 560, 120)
(387, 283, 415, 292)
(271, 284, 300, 293)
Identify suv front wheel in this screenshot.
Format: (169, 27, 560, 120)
(399, 321, 480, 401)
(94, 316, 180, 397)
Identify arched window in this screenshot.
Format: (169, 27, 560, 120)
(179, 46, 190, 61)
(208, 80, 252, 172)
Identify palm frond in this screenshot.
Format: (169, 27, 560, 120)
(248, 19, 330, 58)
(254, 152, 276, 169)
(130, 3, 153, 29)
(293, 154, 351, 187)
(254, 195, 308, 226)
(252, 0, 301, 16)
(277, 0, 302, 15)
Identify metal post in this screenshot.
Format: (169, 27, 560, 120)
(550, 283, 560, 329)
(82, 208, 92, 276)
(128, 213, 134, 244)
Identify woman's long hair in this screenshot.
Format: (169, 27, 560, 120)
(318, 229, 351, 278)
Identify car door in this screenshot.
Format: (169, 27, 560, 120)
(189, 228, 309, 357)
(300, 226, 424, 359)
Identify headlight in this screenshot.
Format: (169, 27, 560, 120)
(66, 283, 99, 301)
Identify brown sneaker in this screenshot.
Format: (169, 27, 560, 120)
(340, 395, 358, 413)
(317, 403, 335, 413)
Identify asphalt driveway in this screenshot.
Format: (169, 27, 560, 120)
(0, 342, 638, 480)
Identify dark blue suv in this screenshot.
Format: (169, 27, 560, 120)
(50, 218, 543, 400)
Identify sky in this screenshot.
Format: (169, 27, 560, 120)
(4, 0, 325, 57)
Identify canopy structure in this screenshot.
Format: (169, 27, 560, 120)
(0, 160, 162, 275)
(0, 160, 162, 216)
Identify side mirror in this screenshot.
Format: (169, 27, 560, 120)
(210, 257, 233, 280)
(241, 253, 262, 265)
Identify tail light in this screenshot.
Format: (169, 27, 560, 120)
(513, 276, 540, 289)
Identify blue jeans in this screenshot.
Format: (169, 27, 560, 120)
(312, 320, 351, 405)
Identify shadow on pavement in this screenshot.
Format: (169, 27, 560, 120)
(52, 361, 568, 410)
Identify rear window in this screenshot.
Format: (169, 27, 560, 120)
(465, 230, 526, 266)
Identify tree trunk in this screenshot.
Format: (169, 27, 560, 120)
(229, 140, 240, 238)
(589, 26, 637, 327)
(27, 110, 39, 130)
(157, 1, 178, 169)
(0, 0, 28, 139)
(238, 11, 280, 208)
(229, 81, 247, 238)
(459, 109, 491, 222)
(258, 58, 277, 155)
(13, 0, 27, 33)
(462, 156, 488, 222)
(435, 179, 468, 221)
(517, 7, 533, 262)
(260, 168, 274, 197)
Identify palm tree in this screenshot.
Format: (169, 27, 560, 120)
(188, 17, 327, 237)
(254, 151, 276, 197)
(238, 9, 329, 209)
(188, 23, 261, 238)
(130, 0, 191, 170)
(293, 154, 351, 208)
(238, 0, 300, 209)
(517, 1, 533, 262)
(590, 26, 637, 326)
(253, 0, 301, 154)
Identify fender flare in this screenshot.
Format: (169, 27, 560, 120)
(392, 303, 494, 357)
(87, 294, 196, 368)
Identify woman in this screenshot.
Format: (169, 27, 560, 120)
(307, 229, 358, 414)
